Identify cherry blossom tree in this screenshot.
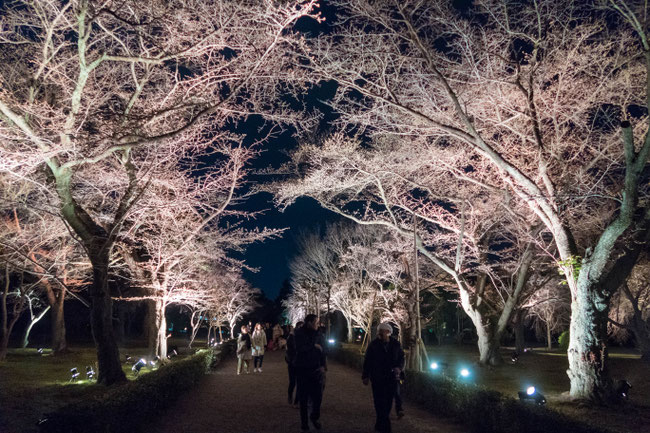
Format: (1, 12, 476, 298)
(282, 0, 650, 400)
(0, 0, 318, 383)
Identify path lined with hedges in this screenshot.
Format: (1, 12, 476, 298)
(152, 350, 464, 433)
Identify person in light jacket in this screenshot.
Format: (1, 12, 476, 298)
(237, 325, 252, 375)
(252, 323, 268, 372)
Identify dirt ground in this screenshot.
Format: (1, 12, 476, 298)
(150, 350, 465, 433)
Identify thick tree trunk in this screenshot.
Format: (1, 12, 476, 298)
(50, 297, 67, 354)
(566, 274, 612, 401)
(546, 322, 552, 350)
(476, 324, 503, 366)
(89, 257, 126, 385)
(218, 324, 224, 342)
(514, 311, 526, 354)
(21, 306, 51, 348)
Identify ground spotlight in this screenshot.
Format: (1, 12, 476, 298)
(459, 368, 471, 378)
(518, 386, 546, 405)
(70, 367, 80, 382)
(511, 351, 519, 363)
(132, 358, 146, 376)
(85, 366, 95, 381)
(430, 362, 439, 370)
(616, 380, 631, 400)
(37, 348, 44, 355)
(328, 339, 335, 344)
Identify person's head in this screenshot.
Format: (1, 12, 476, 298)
(377, 322, 392, 342)
(255, 323, 262, 331)
(241, 325, 249, 334)
(304, 314, 319, 331)
(295, 321, 304, 330)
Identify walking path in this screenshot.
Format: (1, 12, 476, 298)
(151, 350, 464, 433)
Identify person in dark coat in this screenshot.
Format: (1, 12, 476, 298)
(295, 314, 327, 432)
(285, 321, 303, 405)
(362, 322, 405, 433)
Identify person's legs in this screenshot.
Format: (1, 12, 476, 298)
(297, 373, 310, 430)
(371, 381, 393, 433)
(237, 357, 243, 374)
(309, 372, 323, 426)
(394, 381, 404, 417)
(258, 354, 264, 370)
(288, 364, 297, 404)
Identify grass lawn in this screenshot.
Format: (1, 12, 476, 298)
(0, 338, 199, 433)
(423, 344, 650, 433)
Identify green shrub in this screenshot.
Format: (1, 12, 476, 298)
(558, 330, 570, 351)
(328, 346, 609, 433)
(39, 342, 234, 433)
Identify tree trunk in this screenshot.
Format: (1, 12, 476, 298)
(22, 306, 51, 348)
(218, 323, 223, 342)
(566, 278, 612, 401)
(345, 316, 353, 343)
(476, 323, 503, 366)
(50, 295, 67, 354)
(230, 324, 235, 340)
(144, 299, 157, 357)
(404, 322, 419, 370)
(158, 311, 168, 359)
(89, 256, 126, 385)
(514, 310, 526, 354)
(546, 321, 552, 350)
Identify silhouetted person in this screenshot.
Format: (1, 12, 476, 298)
(295, 314, 327, 432)
(362, 323, 404, 433)
(285, 321, 303, 405)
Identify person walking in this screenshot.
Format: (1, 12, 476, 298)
(272, 323, 283, 350)
(295, 314, 327, 432)
(285, 321, 303, 406)
(236, 325, 252, 375)
(252, 323, 267, 373)
(362, 322, 405, 433)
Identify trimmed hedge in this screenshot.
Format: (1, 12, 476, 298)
(329, 346, 611, 433)
(39, 342, 234, 433)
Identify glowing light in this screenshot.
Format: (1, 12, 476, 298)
(328, 339, 335, 344)
(460, 368, 470, 378)
(430, 362, 439, 370)
(526, 386, 536, 395)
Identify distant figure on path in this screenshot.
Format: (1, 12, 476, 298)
(236, 325, 252, 375)
(362, 322, 405, 433)
(252, 323, 267, 373)
(295, 314, 327, 432)
(285, 321, 303, 405)
(272, 323, 283, 349)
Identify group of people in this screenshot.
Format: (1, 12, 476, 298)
(235, 322, 287, 374)
(236, 316, 405, 433)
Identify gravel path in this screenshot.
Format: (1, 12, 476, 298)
(151, 350, 464, 433)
